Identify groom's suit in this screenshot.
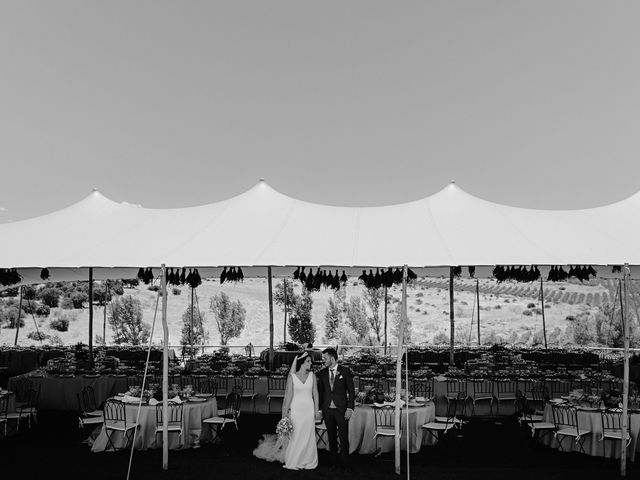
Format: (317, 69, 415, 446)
(317, 365, 355, 467)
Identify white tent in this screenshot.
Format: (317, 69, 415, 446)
(1, 180, 636, 475)
(2, 179, 640, 278)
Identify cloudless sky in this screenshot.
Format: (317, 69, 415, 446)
(1, 1, 639, 222)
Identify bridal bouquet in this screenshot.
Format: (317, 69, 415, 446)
(276, 417, 293, 438)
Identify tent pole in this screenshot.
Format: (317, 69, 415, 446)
(14, 285, 23, 346)
(394, 265, 408, 475)
(89, 267, 94, 364)
(190, 286, 195, 358)
(103, 281, 108, 345)
(405, 344, 410, 480)
(621, 264, 631, 477)
(161, 265, 169, 470)
(284, 279, 288, 344)
(384, 285, 388, 356)
(268, 267, 274, 371)
(476, 279, 481, 345)
(540, 278, 548, 349)
(449, 267, 454, 366)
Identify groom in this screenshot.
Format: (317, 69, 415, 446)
(316, 347, 355, 470)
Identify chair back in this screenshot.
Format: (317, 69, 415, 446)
(199, 377, 218, 395)
(551, 404, 579, 431)
(495, 380, 517, 398)
(126, 375, 143, 389)
(21, 388, 39, 413)
(225, 391, 242, 418)
(235, 377, 255, 393)
(81, 386, 98, 412)
(521, 379, 544, 399)
(0, 394, 9, 419)
(155, 402, 183, 427)
(373, 405, 396, 431)
(444, 397, 460, 427)
(471, 379, 493, 397)
(14, 377, 33, 403)
(600, 409, 630, 438)
(446, 379, 467, 398)
(216, 376, 232, 396)
(410, 378, 434, 400)
(531, 386, 549, 404)
(104, 399, 128, 425)
(267, 376, 287, 395)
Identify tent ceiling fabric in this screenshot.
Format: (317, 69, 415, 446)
(1, 180, 639, 279)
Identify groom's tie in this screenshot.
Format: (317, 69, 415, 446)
(330, 369, 335, 390)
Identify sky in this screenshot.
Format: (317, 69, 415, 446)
(1, 1, 639, 222)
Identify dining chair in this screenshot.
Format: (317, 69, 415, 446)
(266, 376, 288, 413)
(494, 379, 518, 415)
(468, 379, 494, 416)
(552, 404, 591, 454)
(103, 399, 139, 450)
(422, 396, 459, 447)
(372, 405, 397, 457)
(235, 377, 258, 412)
(600, 409, 632, 455)
(202, 391, 242, 443)
(154, 402, 184, 448)
(80, 386, 102, 417)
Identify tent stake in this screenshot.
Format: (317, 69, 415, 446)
(14, 285, 23, 346)
(89, 267, 93, 364)
(394, 265, 408, 475)
(540, 278, 548, 348)
(268, 266, 274, 371)
(449, 267, 454, 366)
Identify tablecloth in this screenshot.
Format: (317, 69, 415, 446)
(91, 397, 217, 451)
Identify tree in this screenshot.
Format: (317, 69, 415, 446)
(573, 312, 597, 345)
(346, 296, 370, 342)
(181, 304, 208, 354)
(594, 305, 623, 347)
(210, 292, 246, 345)
(288, 288, 315, 344)
(391, 302, 412, 344)
(363, 287, 384, 342)
(108, 295, 150, 345)
(324, 290, 346, 341)
(274, 279, 298, 313)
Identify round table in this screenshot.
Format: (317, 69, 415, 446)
(317, 402, 436, 454)
(541, 403, 640, 461)
(91, 397, 217, 452)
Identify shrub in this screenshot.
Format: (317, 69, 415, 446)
(0, 306, 24, 328)
(533, 307, 543, 314)
(433, 332, 449, 345)
(565, 315, 576, 322)
(27, 331, 50, 341)
(70, 291, 89, 308)
(35, 304, 51, 317)
(38, 287, 61, 308)
(60, 297, 75, 309)
(527, 303, 536, 308)
(0, 287, 19, 298)
(50, 317, 69, 332)
(23, 285, 37, 300)
(147, 285, 160, 292)
(172, 287, 181, 295)
(522, 309, 533, 316)
(21, 302, 37, 314)
(49, 334, 64, 346)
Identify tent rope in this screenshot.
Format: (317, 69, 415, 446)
(125, 283, 161, 480)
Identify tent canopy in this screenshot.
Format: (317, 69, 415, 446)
(1, 180, 640, 280)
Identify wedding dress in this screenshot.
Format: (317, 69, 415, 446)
(253, 372, 318, 470)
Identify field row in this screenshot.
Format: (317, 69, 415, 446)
(418, 279, 611, 306)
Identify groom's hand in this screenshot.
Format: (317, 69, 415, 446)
(344, 408, 353, 420)
(315, 411, 322, 423)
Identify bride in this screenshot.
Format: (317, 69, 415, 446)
(253, 352, 319, 470)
